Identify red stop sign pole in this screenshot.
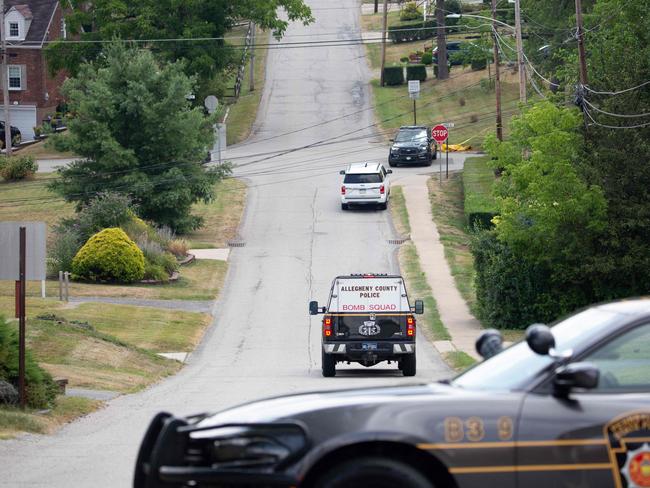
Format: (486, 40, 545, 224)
(431, 125, 449, 183)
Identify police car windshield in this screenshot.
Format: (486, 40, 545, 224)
(344, 173, 382, 184)
(395, 130, 427, 143)
(452, 307, 624, 391)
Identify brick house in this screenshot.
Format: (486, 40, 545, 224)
(1, 0, 68, 141)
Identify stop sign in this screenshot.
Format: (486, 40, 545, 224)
(431, 124, 449, 144)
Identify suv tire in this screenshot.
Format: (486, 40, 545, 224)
(313, 457, 432, 488)
(341, 203, 349, 211)
(389, 161, 397, 167)
(378, 202, 388, 210)
(401, 353, 416, 376)
(322, 350, 336, 377)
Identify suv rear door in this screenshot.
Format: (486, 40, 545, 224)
(343, 172, 384, 199)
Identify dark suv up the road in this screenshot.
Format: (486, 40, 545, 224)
(388, 126, 436, 167)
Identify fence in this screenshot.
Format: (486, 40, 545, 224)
(231, 21, 254, 99)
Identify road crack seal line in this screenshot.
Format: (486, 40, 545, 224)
(307, 187, 318, 372)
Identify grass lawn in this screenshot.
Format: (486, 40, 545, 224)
(0, 173, 74, 241)
(428, 173, 477, 311)
(361, 10, 400, 32)
(0, 397, 101, 439)
(463, 155, 497, 222)
(225, 26, 270, 146)
(371, 69, 520, 148)
(16, 139, 78, 160)
(0, 259, 228, 301)
(390, 187, 449, 342)
(187, 178, 247, 248)
(443, 351, 477, 372)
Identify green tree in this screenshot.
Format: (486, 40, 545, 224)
(46, 0, 313, 95)
(49, 44, 230, 233)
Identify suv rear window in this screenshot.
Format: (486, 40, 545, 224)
(344, 173, 382, 184)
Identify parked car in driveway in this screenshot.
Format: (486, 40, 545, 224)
(0, 122, 21, 149)
(135, 298, 650, 487)
(340, 162, 391, 210)
(388, 126, 435, 167)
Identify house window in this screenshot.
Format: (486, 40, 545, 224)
(9, 22, 19, 38)
(8, 66, 22, 90)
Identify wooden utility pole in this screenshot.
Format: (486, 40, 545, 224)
(575, 0, 588, 86)
(1, 0, 12, 155)
(491, 0, 503, 141)
(379, 0, 388, 86)
(374, 0, 379, 14)
(435, 0, 448, 80)
(514, 0, 526, 103)
(249, 22, 255, 92)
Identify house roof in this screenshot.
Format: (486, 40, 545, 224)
(5, 0, 58, 45)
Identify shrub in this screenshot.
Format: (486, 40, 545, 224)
(72, 228, 145, 283)
(0, 155, 38, 181)
(47, 231, 83, 276)
(480, 78, 495, 92)
(400, 56, 410, 64)
(143, 261, 169, 282)
(406, 64, 427, 82)
(471, 58, 487, 71)
(469, 114, 479, 123)
(75, 192, 134, 242)
(155, 226, 175, 246)
(458, 97, 466, 107)
(167, 238, 189, 258)
(388, 19, 436, 43)
(383, 66, 405, 86)
(137, 236, 178, 274)
(400, 2, 422, 21)
(0, 316, 57, 408)
(421, 52, 433, 65)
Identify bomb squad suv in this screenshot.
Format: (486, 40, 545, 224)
(388, 126, 436, 167)
(135, 299, 650, 488)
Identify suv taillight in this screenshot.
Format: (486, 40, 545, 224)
(341, 186, 346, 195)
(323, 317, 332, 337)
(380, 185, 385, 195)
(407, 316, 415, 337)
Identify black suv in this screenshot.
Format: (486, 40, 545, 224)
(0, 121, 21, 149)
(388, 126, 436, 167)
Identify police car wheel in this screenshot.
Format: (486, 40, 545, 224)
(313, 457, 432, 488)
(322, 350, 336, 377)
(341, 203, 349, 211)
(402, 353, 416, 377)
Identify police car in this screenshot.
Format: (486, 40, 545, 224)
(134, 299, 650, 488)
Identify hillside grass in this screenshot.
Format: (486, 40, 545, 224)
(463, 155, 497, 222)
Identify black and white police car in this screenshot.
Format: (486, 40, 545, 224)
(135, 299, 650, 488)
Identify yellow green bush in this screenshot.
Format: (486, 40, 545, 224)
(72, 228, 145, 283)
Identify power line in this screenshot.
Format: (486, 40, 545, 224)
(584, 107, 650, 130)
(582, 98, 650, 119)
(583, 80, 650, 96)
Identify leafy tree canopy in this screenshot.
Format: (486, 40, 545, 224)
(49, 43, 231, 233)
(46, 0, 313, 94)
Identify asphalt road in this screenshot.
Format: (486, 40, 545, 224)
(1, 1, 453, 485)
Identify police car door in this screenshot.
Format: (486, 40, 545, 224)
(516, 322, 650, 488)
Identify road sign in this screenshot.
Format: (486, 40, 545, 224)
(443, 122, 455, 129)
(408, 80, 420, 100)
(204, 95, 219, 114)
(0, 222, 46, 280)
(431, 124, 449, 143)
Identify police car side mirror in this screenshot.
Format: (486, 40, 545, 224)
(339, 170, 346, 175)
(553, 362, 599, 395)
(386, 169, 393, 174)
(475, 329, 503, 359)
(526, 324, 555, 356)
(413, 300, 424, 315)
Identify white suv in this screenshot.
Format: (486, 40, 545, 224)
(339, 162, 392, 211)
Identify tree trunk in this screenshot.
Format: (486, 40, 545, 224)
(435, 0, 449, 80)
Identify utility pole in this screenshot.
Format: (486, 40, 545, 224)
(575, 0, 588, 86)
(374, 0, 378, 14)
(491, 0, 503, 141)
(379, 0, 388, 86)
(1, 0, 12, 155)
(435, 0, 449, 79)
(249, 22, 255, 92)
(513, 0, 526, 103)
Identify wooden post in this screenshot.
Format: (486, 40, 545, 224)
(1, 0, 13, 155)
(491, 0, 503, 141)
(379, 0, 388, 86)
(514, 0, 526, 103)
(18, 227, 26, 409)
(435, 0, 449, 80)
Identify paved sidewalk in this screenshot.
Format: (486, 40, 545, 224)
(400, 173, 482, 359)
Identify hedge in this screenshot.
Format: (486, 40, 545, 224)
(383, 66, 405, 86)
(388, 20, 436, 43)
(406, 64, 427, 82)
(72, 227, 145, 283)
(462, 156, 498, 229)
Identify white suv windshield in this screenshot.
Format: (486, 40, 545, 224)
(344, 174, 382, 184)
